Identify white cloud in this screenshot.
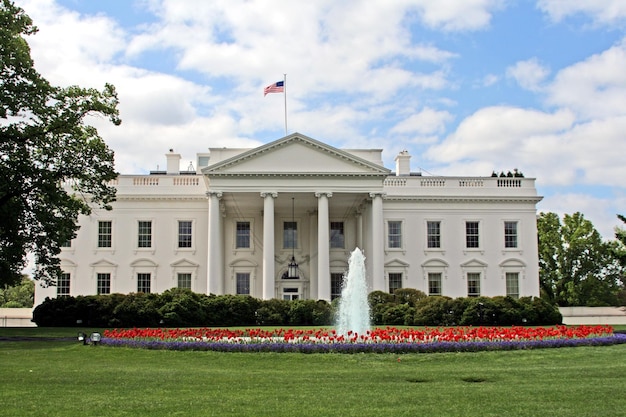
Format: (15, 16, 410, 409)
(412, 0, 505, 31)
(537, 0, 626, 25)
(506, 58, 550, 92)
(391, 107, 453, 135)
(479, 74, 500, 87)
(546, 41, 626, 120)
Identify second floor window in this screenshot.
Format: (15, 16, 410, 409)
(138, 221, 152, 248)
(284, 221, 297, 249)
(98, 221, 112, 248)
(504, 221, 518, 248)
(236, 221, 251, 248)
(388, 221, 402, 249)
(465, 221, 479, 248)
(427, 221, 441, 248)
(330, 221, 345, 248)
(178, 221, 192, 248)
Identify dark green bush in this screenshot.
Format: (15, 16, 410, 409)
(31, 288, 562, 327)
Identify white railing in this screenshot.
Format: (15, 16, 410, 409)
(384, 176, 533, 190)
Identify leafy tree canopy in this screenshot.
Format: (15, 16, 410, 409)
(0, 0, 120, 287)
(537, 212, 625, 306)
(0, 275, 34, 307)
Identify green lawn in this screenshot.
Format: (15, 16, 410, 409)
(1, 328, 625, 417)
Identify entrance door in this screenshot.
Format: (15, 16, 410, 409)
(282, 287, 300, 300)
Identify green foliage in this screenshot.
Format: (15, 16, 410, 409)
(381, 304, 416, 325)
(413, 296, 458, 326)
(371, 289, 561, 326)
(392, 288, 427, 306)
(0, 275, 33, 307)
(255, 298, 291, 325)
(32, 288, 562, 327)
(0, 1, 120, 287)
(158, 288, 207, 327)
(537, 211, 625, 306)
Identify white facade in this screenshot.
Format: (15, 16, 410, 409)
(36, 133, 542, 305)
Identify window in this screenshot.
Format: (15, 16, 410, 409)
(330, 222, 345, 249)
(467, 273, 481, 297)
(465, 221, 479, 248)
(97, 273, 111, 295)
(236, 273, 250, 295)
(283, 287, 299, 300)
(331, 273, 344, 300)
(388, 272, 403, 293)
(427, 221, 441, 248)
(506, 272, 519, 298)
(283, 221, 297, 249)
(236, 221, 251, 249)
(138, 221, 152, 248)
(177, 273, 192, 289)
(178, 220, 192, 248)
(60, 240, 71, 248)
(137, 273, 151, 293)
(388, 221, 402, 249)
(57, 273, 70, 297)
(504, 221, 518, 248)
(98, 221, 112, 248)
(428, 273, 442, 296)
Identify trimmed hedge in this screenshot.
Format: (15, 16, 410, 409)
(32, 288, 562, 327)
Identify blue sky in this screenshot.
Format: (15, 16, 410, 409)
(13, 0, 626, 239)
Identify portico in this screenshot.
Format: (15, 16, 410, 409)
(202, 133, 390, 301)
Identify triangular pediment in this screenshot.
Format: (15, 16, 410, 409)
(202, 133, 390, 177)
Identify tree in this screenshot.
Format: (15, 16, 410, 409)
(0, 1, 120, 287)
(0, 274, 34, 307)
(613, 214, 626, 267)
(537, 212, 623, 306)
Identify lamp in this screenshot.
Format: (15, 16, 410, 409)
(286, 197, 299, 279)
(78, 332, 88, 345)
(90, 332, 102, 345)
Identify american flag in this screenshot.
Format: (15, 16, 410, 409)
(264, 80, 284, 96)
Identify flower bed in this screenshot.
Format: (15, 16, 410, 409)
(101, 325, 626, 353)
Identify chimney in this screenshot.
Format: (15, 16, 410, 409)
(166, 149, 181, 175)
(395, 150, 411, 176)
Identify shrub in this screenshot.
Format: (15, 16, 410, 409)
(413, 296, 456, 326)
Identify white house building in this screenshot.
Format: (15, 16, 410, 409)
(35, 133, 542, 305)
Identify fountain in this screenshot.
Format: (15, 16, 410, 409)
(336, 248, 371, 337)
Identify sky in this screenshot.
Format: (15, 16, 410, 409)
(11, 0, 626, 240)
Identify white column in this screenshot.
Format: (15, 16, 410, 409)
(356, 208, 363, 249)
(308, 210, 318, 300)
(370, 192, 385, 292)
(207, 191, 223, 294)
(261, 192, 277, 300)
(316, 192, 332, 301)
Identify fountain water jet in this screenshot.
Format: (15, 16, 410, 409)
(336, 248, 371, 337)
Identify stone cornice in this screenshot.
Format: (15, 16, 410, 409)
(116, 196, 208, 202)
(383, 196, 544, 204)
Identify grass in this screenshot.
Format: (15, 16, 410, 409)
(1, 327, 626, 416)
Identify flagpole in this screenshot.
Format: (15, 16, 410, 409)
(283, 73, 288, 135)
